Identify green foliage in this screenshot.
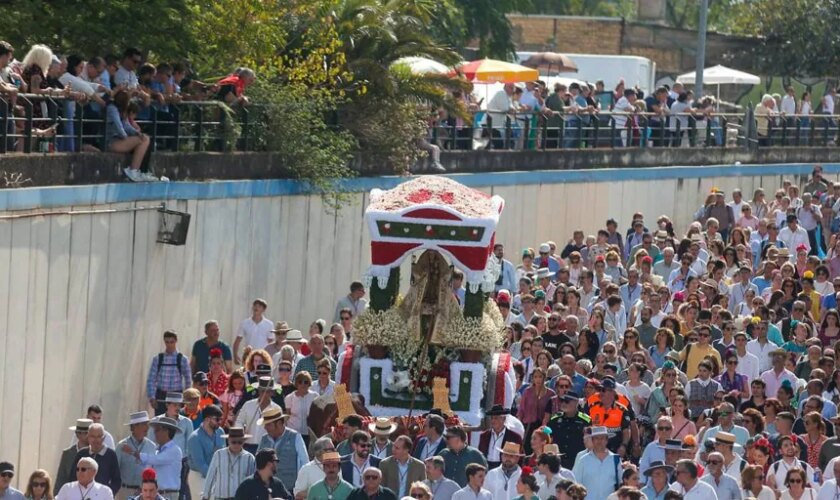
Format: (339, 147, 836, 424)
(529, 0, 635, 18)
(247, 80, 356, 209)
(727, 0, 840, 76)
(455, 0, 530, 59)
(0, 0, 192, 60)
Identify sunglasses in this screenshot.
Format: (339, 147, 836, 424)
(558, 384, 571, 389)
(298, 380, 311, 385)
(789, 479, 803, 484)
(0, 473, 13, 479)
(657, 426, 672, 431)
(32, 482, 47, 488)
(357, 443, 370, 448)
(230, 439, 244, 445)
(364, 475, 379, 480)
(76, 467, 88, 472)
(279, 367, 291, 372)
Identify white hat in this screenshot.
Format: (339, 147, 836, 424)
(286, 329, 304, 342)
(589, 426, 612, 438)
(125, 411, 151, 426)
(536, 268, 555, 280)
(539, 243, 551, 253)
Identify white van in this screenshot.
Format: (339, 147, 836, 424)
(516, 52, 657, 96)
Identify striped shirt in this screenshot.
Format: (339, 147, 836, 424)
(146, 351, 191, 399)
(203, 448, 256, 499)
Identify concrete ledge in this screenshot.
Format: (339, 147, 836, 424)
(0, 147, 837, 188)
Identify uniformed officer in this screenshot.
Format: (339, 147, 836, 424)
(584, 377, 633, 456)
(231, 364, 286, 415)
(547, 391, 589, 470)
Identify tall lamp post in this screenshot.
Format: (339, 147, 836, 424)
(695, 0, 709, 97)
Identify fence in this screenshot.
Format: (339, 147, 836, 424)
(0, 93, 261, 154)
(429, 109, 840, 151)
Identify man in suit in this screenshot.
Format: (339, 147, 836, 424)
(340, 430, 382, 488)
(411, 414, 446, 462)
(380, 436, 425, 498)
(55, 419, 93, 495)
(477, 405, 522, 470)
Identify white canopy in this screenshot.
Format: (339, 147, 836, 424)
(676, 64, 760, 85)
(391, 56, 450, 74)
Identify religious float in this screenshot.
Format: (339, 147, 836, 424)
(333, 176, 515, 428)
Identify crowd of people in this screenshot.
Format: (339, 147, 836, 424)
(0, 42, 255, 181)
(11, 165, 840, 500)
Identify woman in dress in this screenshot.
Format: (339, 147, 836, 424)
(565, 288, 589, 326)
(517, 249, 537, 282)
(517, 368, 555, 454)
(645, 361, 679, 421)
(763, 398, 783, 434)
(23, 469, 53, 500)
(207, 348, 229, 397)
(751, 189, 769, 220)
(624, 362, 651, 417)
(219, 370, 246, 427)
(669, 395, 696, 440)
(716, 352, 749, 398)
(523, 427, 552, 468)
(799, 411, 828, 471)
(819, 309, 840, 347)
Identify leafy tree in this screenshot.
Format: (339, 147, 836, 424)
(728, 0, 840, 76)
(529, 0, 635, 18)
(0, 0, 193, 59)
(454, 0, 530, 59)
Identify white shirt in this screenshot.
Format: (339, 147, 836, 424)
(484, 466, 521, 500)
(778, 225, 811, 253)
(669, 479, 719, 500)
(736, 351, 761, 383)
(817, 479, 840, 500)
(451, 486, 494, 500)
(237, 316, 274, 350)
(824, 94, 835, 114)
(487, 90, 513, 129)
(781, 95, 797, 115)
(613, 97, 634, 129)
(56, 481, 114, 500)
(746, 339, 779, 373)
(769, 458, 816, 490)
(234, 400, 280, 445)
(285, 390, 318, 436)
(294, 459, 326, 494)
(486, 429, 506, 463)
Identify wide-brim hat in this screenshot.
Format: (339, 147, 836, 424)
(776, 248, 791, 257)
(271, 321, 291, 333)
(321, 451, 341, 464)
(157, 391, 184, 404)
(659, 439, 686, 451)
(250, 376, 276, 391)
(714, 431, 736, 445)
(222, 426, 252, 440)
(368, 417, 397, 435)
(257, 407, 290, 426)
(644, 461, 674, 476)
(286, 329, 304, 342)
(536, 268, 555, 280)
(497, 441, 524, 456)
(149, 416, 183, 433)
(654, 231, 668, 242)
(69, 418, 94, 432)
(125, 411, 151, 426)
(486, 404, 511, 417)
(542, 444, 563, 456)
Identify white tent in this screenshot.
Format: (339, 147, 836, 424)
(391, 56, 450, 74)
(676, 64, 760, 107)
(676, 64, 761, 86)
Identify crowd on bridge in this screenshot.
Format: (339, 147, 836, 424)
(0, 41, 255, 181)
(12, 166, 840, 500)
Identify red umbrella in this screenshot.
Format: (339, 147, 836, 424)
(521, 53, 578, 74)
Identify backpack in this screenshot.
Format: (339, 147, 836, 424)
(156, 352, 184, 378)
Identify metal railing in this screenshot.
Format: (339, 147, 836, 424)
(0, 93, 262, 154)
(430, 110, 751, 151)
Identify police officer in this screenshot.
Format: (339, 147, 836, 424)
(231, 364, 286, 415)
(547, 391, 589, 470)
(584, 377, 633, 457)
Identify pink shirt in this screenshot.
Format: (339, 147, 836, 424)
(517, 385, 555, 425)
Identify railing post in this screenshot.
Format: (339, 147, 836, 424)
(0, 97, 8, 154)
(824, 118, 830, 146)
(781, 118, 788, 146)
(640, 115, 648, 149)
(151, 111, 158, 152)
(688, 116, 696, 147)
(173, 105, 181, 152)
(76, 103, 84, 150)
(241, 107, 249, 151)
(675, 119, 682, 147)
(540, 115, 547, 151)
(485, 115, 493, 150)
(195, 105, 204, 152)
(504, 115, 512, 150)
(23, 100, 33, 154)
(795, 118, 801, 147)
(610, 117, 616, 148)
(523, 114, 531, 150)
(705, 116, 712, 147)
(593, 116, 600, 148)
(576, 118, 583, 149)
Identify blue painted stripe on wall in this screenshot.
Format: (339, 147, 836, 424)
(0, 162, 832, 212)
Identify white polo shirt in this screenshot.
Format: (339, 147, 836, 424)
(237, 316, 274, 350)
